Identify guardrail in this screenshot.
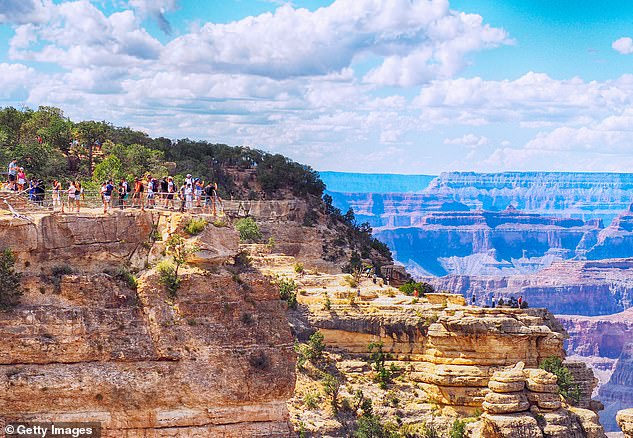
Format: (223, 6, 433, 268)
(0, 189, 228, 215)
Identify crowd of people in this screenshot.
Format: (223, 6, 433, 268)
(4, 160, 223, 216)
(96, 174, 223, 215)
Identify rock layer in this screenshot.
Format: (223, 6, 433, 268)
(0, 211, 295, 437)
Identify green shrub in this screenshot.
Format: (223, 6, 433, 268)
(278, 278, 298, 309)
(184, 217, 207, 235)
(0, 249, 22, 310)
(303, 391, 320, 409)
(235, 217, 262, 242)
(157, 260, 179, 298)
(294, 262, 304, 274)
(354, 414, 398, 438)
(106, 267, 138, 290)
(367, 342, 396, 390)
(399, 281, 435, 296)
(321, 372, 340, 413)
(539, 356, 581, 404)
(449, 419, 466, 438)
(323, 293, 332, 310)
(212, 219, 228, 227)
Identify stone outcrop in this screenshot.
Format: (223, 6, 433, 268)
(0, 211, 294, 437)
(617, 408, 633, 436)
(474, 366, 604, 438)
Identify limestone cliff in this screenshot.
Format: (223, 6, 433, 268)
(0, 210, 295, 437)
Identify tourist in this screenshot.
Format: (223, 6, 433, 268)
(34, 180, 45, 206)
(518, 295, 523, 308)
(17, 167, 26, 191)
(165, 176, 175, 209)
(75, 182, 83, 212)
(185, 183, 194, 211)
(491, 294, 496, 308)
(118, 181, 127, 209)
(52, 180, 62, 212)
(203, 181, 214, 214)
(28, 178, 36, 202)
(7, 159, 17, 190)
(178, 183, 187, 212)
(132, 177, 143, 209)
(67, 181, 76, 212)
(195, 178, 203, 207)
(160, 177, 168, 203)
(104, 180, 114, 213)
(471, 293, 476, 306)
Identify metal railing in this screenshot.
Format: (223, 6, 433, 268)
(0, 188, 227, 215)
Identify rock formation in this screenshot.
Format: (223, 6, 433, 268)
(617, 408, 633, 437)
(598, 343, 633, 432)
(423, 259, 633, 315)
(0, 210, 295, 437)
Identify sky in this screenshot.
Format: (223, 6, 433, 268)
(2, 0, 633, 174)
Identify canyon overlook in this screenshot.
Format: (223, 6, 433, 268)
(323, 171, 633, 433)
(0, 201, 618, 437)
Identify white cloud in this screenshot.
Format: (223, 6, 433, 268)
(0, 0, 51, 25)
(9, 3, 162, 70)
(128, 0, 177, 34)
(443, 133, 488, 146)
(163, 0, 508, 84)
(613, 37, 633, 55)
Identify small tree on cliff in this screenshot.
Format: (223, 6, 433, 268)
(0, 249, 22, 310)
(158, 235, 199, 298)
(165, 234, 199, 278)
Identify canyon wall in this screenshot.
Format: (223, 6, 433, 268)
(0, 211, 295, 437)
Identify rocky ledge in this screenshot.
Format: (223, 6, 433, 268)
(0, 210, 295, 437)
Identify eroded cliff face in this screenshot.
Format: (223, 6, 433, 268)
(423, 259, 633, 316)
(246, 245, 605, 437)
(598, 343, 633, 432)
(0, 211, 295, 437)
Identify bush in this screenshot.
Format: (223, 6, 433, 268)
(278, 278, 298, 309)
(294, 262, 304, 274)
(52, 264, 74, 277)
(235, 217, 263, 242)
(367, 342, 397, 389)
(354, 415, 398, 438)
(212, 219, 228, 227)
(321, 372, 341, 413)
(399, 281, 435, 296)
(184, 217, 207, 235)
(157, 260, 179, 297)
(539, 356, 581, 404)
(449, 419, 466, 438)
(0, 249, 22, 310)
(105, 267, 137, 290)
(303, 391, 320, 409)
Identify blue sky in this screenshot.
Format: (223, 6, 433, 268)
(2, 0, 633, 174)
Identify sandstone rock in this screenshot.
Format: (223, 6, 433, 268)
(489, 380, 525, 393)
(569, 407, 607, 438)
(526, 381, 559, 394)
(479, 412, 543, 438)
(525, 368, 558, 385)
(617, 408, 633, 437)
(526, 392, 562, 411)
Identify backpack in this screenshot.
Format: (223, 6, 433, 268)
(126, 183, 131, 193)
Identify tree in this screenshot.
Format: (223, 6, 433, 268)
(74, 120, 110, 175)
(165, 234, 199, 277)
(92, 155, 123, 184)
(0, 249, 22, 310)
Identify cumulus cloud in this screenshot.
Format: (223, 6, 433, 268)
(443, 133, 488, 146)
(613, 37, 633, 55)
(0, 0, 51, 25)
(128, 0, 177, 34)
(163, 0, 508, 83)
(9, 3, 162, 69)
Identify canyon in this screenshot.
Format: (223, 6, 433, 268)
(0, 199, 621, 437)
(323, 170, 633, 432)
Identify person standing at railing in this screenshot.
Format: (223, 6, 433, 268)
(17, 167, 26, 192)
(118, 181, 127, 209)
(102, 180, 114, 214)
(75, 182, 83, 213)
(52, 180, 62, 212)
(67, 181, 76, 212)
(165, 176, 175, 209)
(7, 159, 17, 191)
(195, 178, 203, 208)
